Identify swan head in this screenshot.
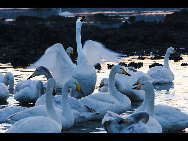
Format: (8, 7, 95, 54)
(65, 79, 83, 94)
(133, 75, 149, 86)
(66, 47, 74, 55)
(76, 17, 83, 30)
(99, 78, 108, 88)
(27, 66, 51, 80)
(132, 80, 153, 91)
(112, 65, 131, 76)
(167, 47, 175, 55)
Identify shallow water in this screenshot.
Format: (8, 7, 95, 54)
(0, 55, 188, 133)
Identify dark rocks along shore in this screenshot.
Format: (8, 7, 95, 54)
(0, 9, 188, 68)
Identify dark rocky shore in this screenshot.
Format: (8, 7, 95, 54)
(0, 9, 188, 68)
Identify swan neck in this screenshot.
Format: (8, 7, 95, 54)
(46, 82, 61, 125)
(164, 51, 170, 68)
(43, 69, 53, 80)
(144, 85, 155, 117)
(3, 73, 14, 89)
(76, 21, 87, 65)
(108, 69, 118, 96)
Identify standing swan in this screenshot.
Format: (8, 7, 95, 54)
(29, 17, 122, 99)
(6, 78, 80, 133)
(146, 47, 175, 84)
(134, 76, 188, 132)
(79, 65, 131, 119)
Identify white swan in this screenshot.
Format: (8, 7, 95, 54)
(29, 17, 122, 99)
(14, 80, 45, 103)
(0, 106, 26, 123)
(134, 76, 188, 132)
(146, 47, 175, 84)
(132, 80, 162, 133)
(98, 68, 151, 101)
(6, 78, 78, 133)
(79, 65, 131, 119)
(8, 81, 98, 125)
(0, 72, 14, 102)
(102, 111, 150, 133)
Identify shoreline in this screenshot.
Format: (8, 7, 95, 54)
(0, 9, 188, 68)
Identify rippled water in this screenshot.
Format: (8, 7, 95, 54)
(0, 55, 188, 133)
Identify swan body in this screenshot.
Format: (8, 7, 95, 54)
(14, 80, 45, 103)
(0, 106, 26, 123)
(146, 47, 175, 84)
(29, 18, 122, 99)
(133, 80, 162, 133)
(135, 75, 188, 132)
(102, 111, 150, 133)
(79, 65, 131, 119)
(0, 72, 14, 102)
(6, 78, 78, 133)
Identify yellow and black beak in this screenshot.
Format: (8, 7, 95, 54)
(122, 69, 131, 76)
(132, 84, 142, 90)
(76, 83, 84, 94)
(71, 49, 74, 55)
(27, 70, 36, 80)
(99, 81, 104, 88)
(173, 50, 175, 54)
(133, 79, 139, 86)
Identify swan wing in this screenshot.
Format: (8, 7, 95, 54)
(29, 43, 76, 84)
(83, 40, 124, 66)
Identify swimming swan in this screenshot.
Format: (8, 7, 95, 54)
(0, 72, 14, 102)
(102, 111, 150, 133)
(98, 68, 151, 101)
(6, 78, 80, 133)
(146, 47, 175, 84)
(134, 76, 188, 132)
(29, 17, 122, 99)
(132, 80, 162, 133)
(14, 80, 45, 103)
(79, 65, 131, 119)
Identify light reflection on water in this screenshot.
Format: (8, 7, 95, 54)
(0, 55, 188, 133)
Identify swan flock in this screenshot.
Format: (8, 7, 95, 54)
(0, 16, 187, 133)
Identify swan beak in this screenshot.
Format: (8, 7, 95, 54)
(173, 50, 175, 54)
(132, 84, 142, 90)
(71, 50, 74, 55)
(52, 88, 56, 96)
(76, 83, 84, 94)
(99, 81, 104, 88)
(133, 79, 139, 86)
(122, 69, 131, 76)
(27, 70, 36, 80)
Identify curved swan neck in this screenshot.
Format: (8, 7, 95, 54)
(42, 69, 53, 80)
(164, 51, 170, 68)
(108, 69, 117, 95)
(3, 72, 14, 89)
(144, 83, 155, 117)
(46, 80, 61, 125)
(76, 19, 88, 65)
